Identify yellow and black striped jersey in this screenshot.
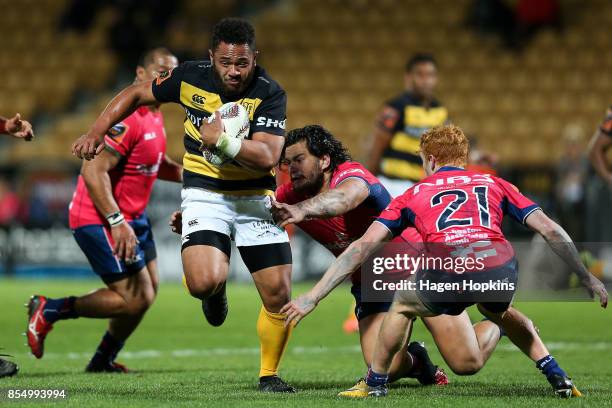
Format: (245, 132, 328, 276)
(378, 92, 448, 182)
(151, 60, 287, 195)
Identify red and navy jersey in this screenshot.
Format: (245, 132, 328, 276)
(276, 162, 392, 257)
(376, 166, 540, 268)
(69, 107, 167, 228)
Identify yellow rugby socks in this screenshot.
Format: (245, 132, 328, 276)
(257, 306, 292, 378)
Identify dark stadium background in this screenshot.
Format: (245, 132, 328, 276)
(0, 0, 610, 289)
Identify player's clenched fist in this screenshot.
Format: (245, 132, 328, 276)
(169, 211, 182, 234)
(72, 133, 105, 160)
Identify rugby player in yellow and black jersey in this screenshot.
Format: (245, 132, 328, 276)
(72, 18, 296, 392)
(367, 53, 448, 197)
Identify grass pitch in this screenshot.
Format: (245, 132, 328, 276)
(0, 278, 610, 407)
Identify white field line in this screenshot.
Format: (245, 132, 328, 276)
(11, 342, 612, 360)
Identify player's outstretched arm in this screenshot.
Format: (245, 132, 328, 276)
(281, 222, 392, 327)
(525, 210, 608, 308)
(271, 179, 370, 228)
(72, 81, 158, 160)
(81, 149, 138, 261)
(1, 113, 34, 141)
(587, 129, 612, 185)
(158, 154, 183, 183)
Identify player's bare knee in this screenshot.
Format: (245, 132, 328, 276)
(261, 285, 291, 312)
(449, 356, 484, 375)
(186, 276, 224, 300)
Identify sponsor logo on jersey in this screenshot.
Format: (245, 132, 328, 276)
(144, 132, 157, 141)
(413, 174, 495, 194)
(191, 94, 206, 106)
(255, 117, 286, 129)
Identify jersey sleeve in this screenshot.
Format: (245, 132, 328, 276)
(376, 104, 401, 133)
(252, 85, 287, 136)
(104, 116, 140, 156)
(331, 163, 375, 188)
(496, 177, 541, 224)
(375, 195, 416, 238)
(599, 105, 612, 137)
(151, 62, 187, 104)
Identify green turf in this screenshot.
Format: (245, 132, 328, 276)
(0, 278, 610, 407)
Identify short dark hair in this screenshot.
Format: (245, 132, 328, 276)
(406, 52, 437, 72)
(137, 47, 173, 67)
(211, 18, 256, 51)
(284, 125, 352, 172)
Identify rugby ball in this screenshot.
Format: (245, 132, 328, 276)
(204, 102, 250, 166)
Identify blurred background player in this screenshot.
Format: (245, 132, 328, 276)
(366, 53, 448, 197)
(0, 112, 33, 379)
(283, 124, 607, 398)
(0, 114, 34, 141)
(71, 19, 295, 392)
(26, 47, 182, 372)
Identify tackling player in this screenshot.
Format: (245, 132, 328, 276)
(282, 125, 608, 398)
(71, 19, 295, 392)
(26, 48, 182, 372)
(273, 125, 449, 384)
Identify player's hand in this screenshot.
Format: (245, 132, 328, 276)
(199, 111, 223, 150)
(270, 199, 306, 228)
(169, 210, 182, 235)
(111, 221, 138, 262)
(280, 293, 317, 328)
(581, 275, 608, 308)
(72, 132, 105, 160)
(5, 113, 34, 141)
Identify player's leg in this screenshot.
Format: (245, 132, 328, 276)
(86, 265, 156, 372)
(350, 283, 446, 385)
(421, 312, 500, 375)
(235, 195, 295, 392)
(180, 188, 233, 326)
(181, 241, 230, 326)
(242, 245, 295, 392)
(478, 304, 582, 398)
(26, 224, 152, 359)
(359, 313, 447, 385)
(340, 287, 436, 398)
